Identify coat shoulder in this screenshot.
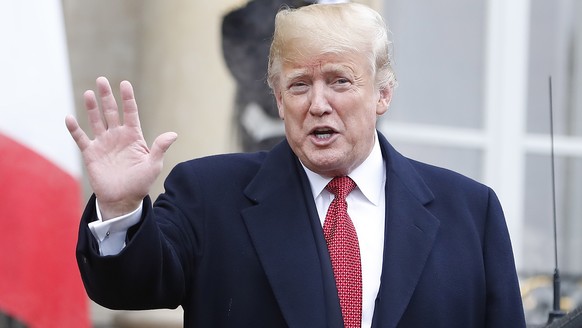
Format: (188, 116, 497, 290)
(172, 151, 268, 180)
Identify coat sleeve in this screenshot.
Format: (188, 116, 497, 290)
(483, 188, 526, 327)
(76, 194, 188, 310)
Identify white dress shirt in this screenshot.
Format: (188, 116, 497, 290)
(302, 134, 386, 328)
(89, 134, 386, 328)
(88, 201, 142, 256)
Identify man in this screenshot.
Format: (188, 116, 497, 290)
(66, 3, 526, 327)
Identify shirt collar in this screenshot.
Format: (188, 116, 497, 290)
(302, 132, 385, 206)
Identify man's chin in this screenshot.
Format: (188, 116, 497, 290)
(303, 155, 351, 177)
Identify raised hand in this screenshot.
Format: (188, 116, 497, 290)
(65, 77, 177, 220)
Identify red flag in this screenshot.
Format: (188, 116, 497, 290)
(0, 135, 89, 327)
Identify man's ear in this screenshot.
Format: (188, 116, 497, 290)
(376, 86, 393, 115)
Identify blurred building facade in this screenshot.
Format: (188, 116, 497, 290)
(61, 0, 581, 327)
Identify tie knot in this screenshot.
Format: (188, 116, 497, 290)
(325, 176, 357, 200)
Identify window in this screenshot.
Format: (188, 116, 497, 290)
(380, 0, 582, 323)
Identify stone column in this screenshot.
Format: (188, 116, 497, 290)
(137, 0, 238, 197)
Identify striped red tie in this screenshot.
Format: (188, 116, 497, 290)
(323, 176, 362, 328)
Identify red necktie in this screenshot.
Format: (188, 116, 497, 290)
(323, 176, 362, 328)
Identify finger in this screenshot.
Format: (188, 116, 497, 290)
(120, 80, 141, 129)
(65, 115, 91, 151)
(96, 76, 120, 129)
(84, 90, 106, 136)
(150, 132, 178, 162)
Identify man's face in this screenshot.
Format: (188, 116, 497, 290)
(274, 51, 391, 177)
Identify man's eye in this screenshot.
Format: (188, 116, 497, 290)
(288, 82, 309, 93)
(291, 82, 306, 87)
(335, 78, 350, 85)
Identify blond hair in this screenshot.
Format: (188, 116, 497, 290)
(267, 3, 397, 92)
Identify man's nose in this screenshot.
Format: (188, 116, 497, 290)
(308, 82, 332, 116)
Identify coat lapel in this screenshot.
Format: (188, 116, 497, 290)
(372, 135, 441, 328)
(240, 134, 440, 328)
(241, 141, 331, 328)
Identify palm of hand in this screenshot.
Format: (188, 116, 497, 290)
(66, 77, 177, 219)
(84, 124, 156, 210)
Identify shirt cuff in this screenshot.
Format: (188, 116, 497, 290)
(88, 200, 143, 256)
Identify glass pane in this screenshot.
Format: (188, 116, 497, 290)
(388, 141, 483, 182)
(526, 0, 582, 137)
(383, 0, 485, 129)
(523, 153, 582, 274)
(522, 153, 582, 325)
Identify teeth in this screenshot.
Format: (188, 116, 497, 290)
(315, 133, 332, 139)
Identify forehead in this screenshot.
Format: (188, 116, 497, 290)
(281, 51, 370, 78)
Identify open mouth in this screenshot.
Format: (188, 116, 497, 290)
(312, 128, 336, 139)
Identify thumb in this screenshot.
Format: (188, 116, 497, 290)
(150, 132, 178, 162)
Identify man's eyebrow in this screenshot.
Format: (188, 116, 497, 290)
(283, 69, 310, 83)
(282, 63, 354, 83)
